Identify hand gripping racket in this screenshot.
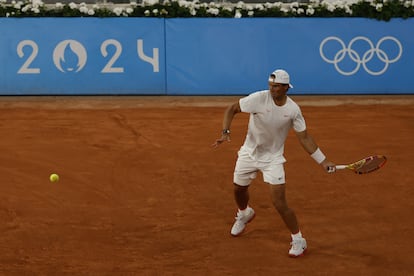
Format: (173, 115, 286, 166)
(332, 155, 387, 174)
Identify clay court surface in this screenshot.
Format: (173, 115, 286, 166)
(0, 95, 413, 275)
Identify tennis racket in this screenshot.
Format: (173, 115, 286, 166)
(332, 155, 387, 174)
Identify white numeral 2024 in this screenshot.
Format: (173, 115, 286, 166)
(17, 39, 159, 74)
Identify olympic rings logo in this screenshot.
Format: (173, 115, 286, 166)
(319, 36, 402, 76)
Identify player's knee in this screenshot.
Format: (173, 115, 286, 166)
(234, 183, 248, 193)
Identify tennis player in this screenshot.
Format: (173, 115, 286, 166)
(212, 69, 336, 257)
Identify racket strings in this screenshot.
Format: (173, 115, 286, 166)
(355, 156, 386, 174)
(350, 159, 366, 170)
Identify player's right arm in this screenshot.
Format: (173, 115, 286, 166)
(212, 101, 241, 148)
(295, 129, 336, 172)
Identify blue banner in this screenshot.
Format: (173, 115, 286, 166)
(166, 18, 414, 95)
(1, 18, 413, 95)
(0, 18, 165, 95)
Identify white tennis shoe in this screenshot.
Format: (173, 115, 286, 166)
(289, 238, 307, 257)
(230, 207, 255, 236)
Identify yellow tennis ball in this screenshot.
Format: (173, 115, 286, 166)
(50, 173, 59, 182)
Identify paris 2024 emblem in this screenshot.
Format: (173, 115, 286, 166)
(53, 40, 87, 73)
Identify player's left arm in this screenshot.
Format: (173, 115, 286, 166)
(295, 129, 336, 172)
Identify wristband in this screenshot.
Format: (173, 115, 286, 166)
(222, 129, 231, 135)
(311, 148, 326, 164)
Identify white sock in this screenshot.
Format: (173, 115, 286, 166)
(238, 206, 249, 216)
(291, 231, 303, 241)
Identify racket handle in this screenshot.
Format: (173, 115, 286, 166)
(335, 165, 347, 170)
(327, 166, 336, 173)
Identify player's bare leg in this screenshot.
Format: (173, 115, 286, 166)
(234, 184, 249, 210)
(269, 184, 299, 233)
(269, 184, 307, 257)
(230, 184, 255, 236)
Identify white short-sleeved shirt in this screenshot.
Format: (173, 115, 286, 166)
(239, 90, 306, 163)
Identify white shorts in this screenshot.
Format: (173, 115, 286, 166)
(233, 150, 285, 186)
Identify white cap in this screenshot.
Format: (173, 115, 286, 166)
(268, 69, 293, 88)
